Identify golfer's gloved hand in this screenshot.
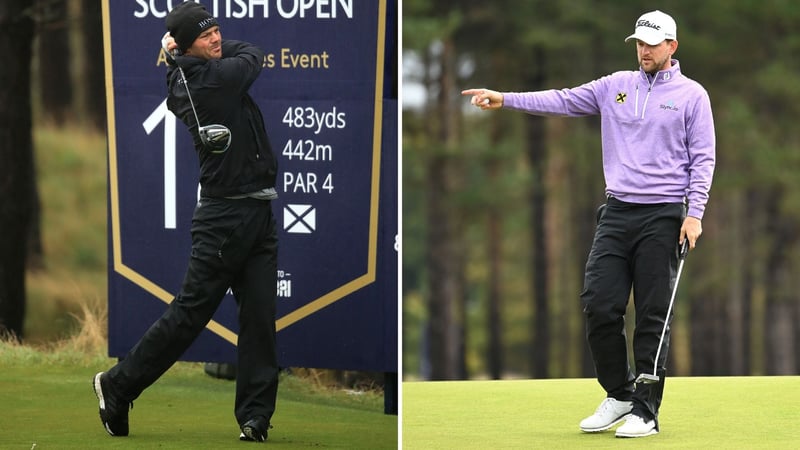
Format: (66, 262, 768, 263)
(161, 32, 177, 57)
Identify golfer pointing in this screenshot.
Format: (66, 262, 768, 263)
(93, 2, 279, 442)
(463, 10, 715, 438)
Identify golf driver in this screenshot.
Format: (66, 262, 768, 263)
(172, 52, 231, 153)
(636, 238, 690, 384)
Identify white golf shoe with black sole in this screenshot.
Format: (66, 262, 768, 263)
(579, 398, 633, 432)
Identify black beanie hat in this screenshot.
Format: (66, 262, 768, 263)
(166, 2, 218, 52)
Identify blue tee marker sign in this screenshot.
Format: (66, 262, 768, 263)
(102, 0, 397, 372)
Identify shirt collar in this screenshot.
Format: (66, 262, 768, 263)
(640, 59, 681, 83)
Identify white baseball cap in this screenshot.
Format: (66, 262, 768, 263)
(625, 10, 677, 45)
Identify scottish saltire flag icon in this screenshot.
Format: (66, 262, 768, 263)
(284, 204, 316, 234)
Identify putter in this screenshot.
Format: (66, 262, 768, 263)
(172, 51, 231, 153)
(636, 238, 690, 384)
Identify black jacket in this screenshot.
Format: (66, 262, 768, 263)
(166, 40, 277, 198)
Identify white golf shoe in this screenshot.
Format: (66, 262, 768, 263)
(615, 414, 658, 438)
(579, 398, 633, 432)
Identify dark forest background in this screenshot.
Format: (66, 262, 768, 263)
(402, 0, 800, 380)
(1, 0, 104, 341)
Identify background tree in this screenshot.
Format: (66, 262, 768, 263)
(80, 0, 105, 131)
(404, 0, 469, 380)
(0, 0, 36, 339)
(27, 0, 71, 270)
(37, 0, 72, 125)
(1, 0, 105, 339)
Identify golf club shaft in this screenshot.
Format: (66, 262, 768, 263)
(649, 239, 689, 377)
(176, 65, 203, 132)
(170, 49, 205, 133)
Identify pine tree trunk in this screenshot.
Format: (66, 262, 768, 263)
(81, 0, 106, 131)
(424, 38, 466, 380)
(763, 190, 797, 375)
(0, 0, 35, 339)
(486, 161, 503, 379)
(37, 0, 72, 125)
(524, 46, 550, 379)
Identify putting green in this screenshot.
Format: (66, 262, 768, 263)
(402, 377, 799, 449)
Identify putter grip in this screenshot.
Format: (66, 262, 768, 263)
(679, 239, 689, 259)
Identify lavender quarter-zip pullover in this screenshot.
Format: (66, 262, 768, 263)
(502, 59, 715, 219)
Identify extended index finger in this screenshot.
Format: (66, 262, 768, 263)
(461, 89, 484, 96)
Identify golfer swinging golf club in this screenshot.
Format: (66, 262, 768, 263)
(92, 2, 279, 442)
(463, 10, 715, 438)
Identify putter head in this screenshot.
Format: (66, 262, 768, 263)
(199, 124, 232, 153)
(636, 373, 660, 384)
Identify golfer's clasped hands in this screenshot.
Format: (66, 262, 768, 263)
(162, 32, 178, 56)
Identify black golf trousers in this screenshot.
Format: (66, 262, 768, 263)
(107, 196, 279, 427)
(581, 197, 684, 426)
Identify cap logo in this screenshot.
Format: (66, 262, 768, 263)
(198, 17, 215, 29)
(636, 19, 661, 31)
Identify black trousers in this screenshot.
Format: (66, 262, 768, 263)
(108, 196, 279, 427)
(581, 197, 684, 428)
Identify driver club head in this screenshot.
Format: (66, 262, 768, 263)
(635, 373, 660, 384)
(199, 124, 231, 153)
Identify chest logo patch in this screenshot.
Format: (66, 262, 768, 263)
(660, 100, 679, 111)
(615, 92, 627, 104)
